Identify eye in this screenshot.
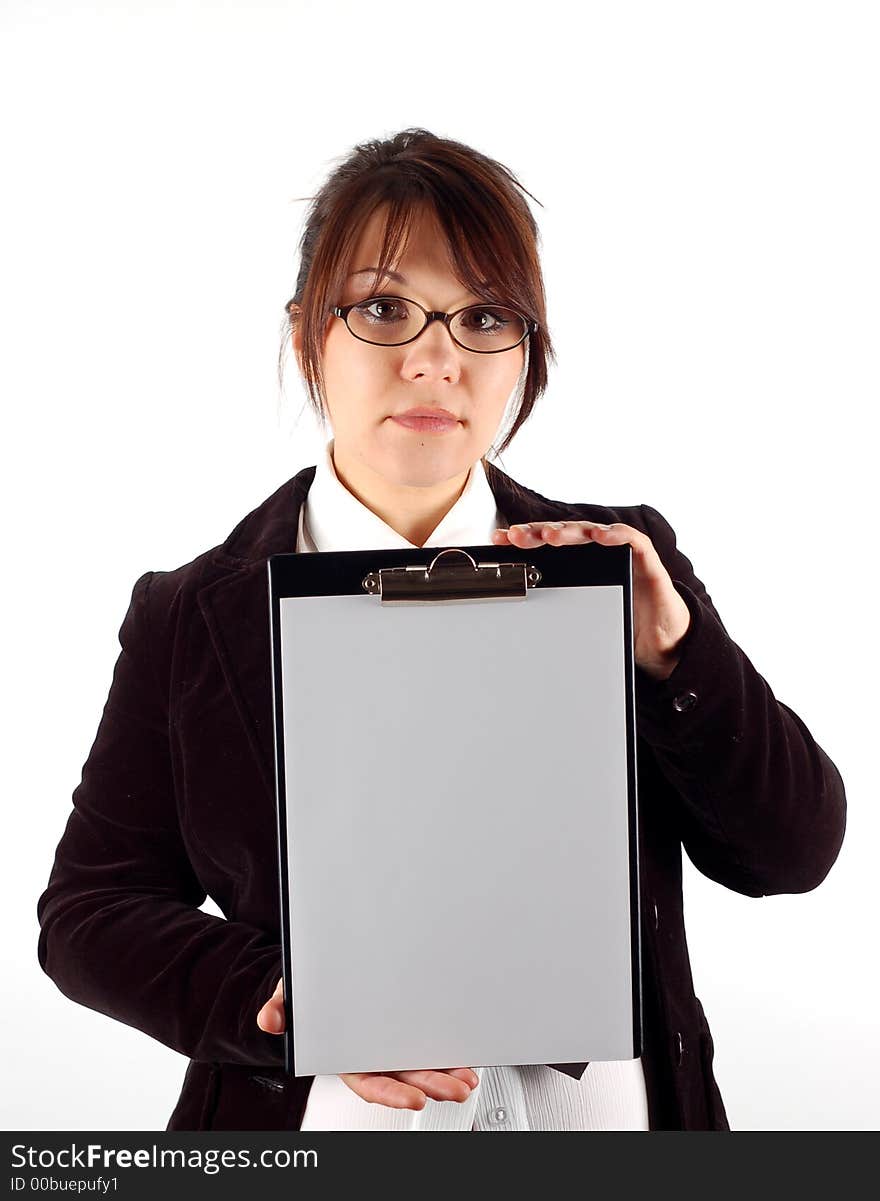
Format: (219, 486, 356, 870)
(458, 306, 513, 334)
(353, 295, 409, 324)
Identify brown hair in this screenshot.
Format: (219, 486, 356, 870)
(278, 127, 556, 463)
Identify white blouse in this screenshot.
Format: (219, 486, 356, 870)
(296, 439, 650, 1132)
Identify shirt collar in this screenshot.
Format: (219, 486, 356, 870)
(297, 437, 505, 552)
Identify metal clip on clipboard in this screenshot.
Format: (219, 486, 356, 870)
(361, 547, 543, 604)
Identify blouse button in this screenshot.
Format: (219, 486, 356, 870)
(672, 690, 698, 712)
(491, 1106, 508, 1124)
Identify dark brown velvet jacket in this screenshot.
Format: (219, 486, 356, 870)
(36, 460, 847, 1131)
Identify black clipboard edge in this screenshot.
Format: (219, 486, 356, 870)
(622, 549, 645, 1059)
(267, 559, 297, 1076)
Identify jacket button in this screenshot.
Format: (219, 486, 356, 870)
(675, 1031, 684, 1066)
(653, 900, 659, 930)
(672, 690, 698, 712)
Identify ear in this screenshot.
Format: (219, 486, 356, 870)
(288, 303, 305, 373)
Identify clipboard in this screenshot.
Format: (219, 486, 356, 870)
(268, 540, 643, 1078)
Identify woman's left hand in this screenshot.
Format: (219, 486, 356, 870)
(491, 521, 692, 681)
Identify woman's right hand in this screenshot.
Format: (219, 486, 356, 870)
(257, 977, 479, 1110)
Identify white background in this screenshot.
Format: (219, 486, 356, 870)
(2, 0, 877, 1131)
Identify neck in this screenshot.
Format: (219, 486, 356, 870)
(330, 444, 475, 548)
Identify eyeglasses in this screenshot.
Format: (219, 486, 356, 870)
(329, 294, 536, 354)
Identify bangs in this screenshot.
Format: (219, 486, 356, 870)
(338, 185, 533, 316)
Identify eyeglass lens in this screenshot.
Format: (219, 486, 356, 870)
(346, 296, 527, 352)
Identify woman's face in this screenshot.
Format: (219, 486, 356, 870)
(294, 204, 525, 492)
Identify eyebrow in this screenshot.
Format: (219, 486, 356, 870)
(347, 267, 495, 304)
(349, 267, 407, 283)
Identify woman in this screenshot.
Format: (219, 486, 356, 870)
(36, 128, 847, 1131)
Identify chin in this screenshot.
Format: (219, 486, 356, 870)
(383, 453, 470, 489)
(374, 429, 474, 486)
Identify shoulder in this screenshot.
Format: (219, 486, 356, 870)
(484, 459, 668, 538)
(140, 464, 317, 613)
(124, 465, 316, 673)
(137, 546, 217, 641)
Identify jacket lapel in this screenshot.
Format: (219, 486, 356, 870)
(196, 558, 279, 801)
(195, 467, 315, 802)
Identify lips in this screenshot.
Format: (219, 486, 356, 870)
(390, 408, 460, 434)
(394, 408, 458, 421)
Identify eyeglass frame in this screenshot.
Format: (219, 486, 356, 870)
(329, 294, 537, 354)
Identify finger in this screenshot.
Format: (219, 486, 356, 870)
(507, 519, 656, 552)
(339, 1073, 429, 1110)
(443, 1067, 480, 1089)
(580, 521, 653, 552)
(585, 522, 668, 580)
(538, 521, 601, 544)
(498, 523, 548, 546)
(393, 1069, 474, 1103)
(256, 996, 285, 1033)
(502, 522, 597, 546)
(256, 1006, 283, 1033)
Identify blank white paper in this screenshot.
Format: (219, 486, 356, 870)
(278, 583, 637, 1076)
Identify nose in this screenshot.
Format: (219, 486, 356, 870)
(402, 317, 462, 378)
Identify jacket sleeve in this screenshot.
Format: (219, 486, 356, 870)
(633, 504, 847, 898)
(36, 570, 285, 1067)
